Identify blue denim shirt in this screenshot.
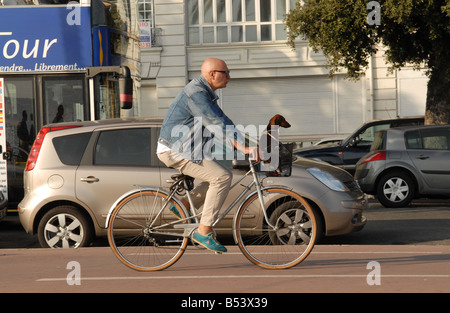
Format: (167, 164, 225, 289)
(158, 76, 245, 162)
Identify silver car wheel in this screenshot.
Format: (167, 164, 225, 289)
(38, 206, 93, 249)
(383, 177, 409, 203)
(43, 213, 85, 248)
(377, 170, 415, 208)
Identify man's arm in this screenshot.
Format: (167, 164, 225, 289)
(232, 140, 261, 162)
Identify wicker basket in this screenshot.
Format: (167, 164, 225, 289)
(261, 142, 294, 177)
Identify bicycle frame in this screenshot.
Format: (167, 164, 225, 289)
(107, 158, 317, 271)
(105, 160, 289, 236)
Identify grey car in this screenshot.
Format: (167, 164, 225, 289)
(294, 116, 424, 174)
(355, 125, 450, 208)
(18, 118, 367, 248)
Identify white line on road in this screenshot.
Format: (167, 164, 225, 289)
(183, 251, 443, 255)
(37, 274, 450, 282)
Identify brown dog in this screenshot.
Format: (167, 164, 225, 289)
(260, 114, 292, 175)
(263, 114, 291, 154)
(259, 114, 291, 173)
(268, 114, 291, 129)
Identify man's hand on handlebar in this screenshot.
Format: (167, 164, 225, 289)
(247, 146, 261, 162)
(233, 141, 261, 162)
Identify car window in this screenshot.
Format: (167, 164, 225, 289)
(357, 124, 390, 146)
(405, 128, 450, 150)
(421, 128, 450, 150)
(94, 128, 158, 166)
(405, 130, 422, 149)
(53, 132, 91, 165)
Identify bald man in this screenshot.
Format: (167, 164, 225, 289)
(157, 58, 259, 253)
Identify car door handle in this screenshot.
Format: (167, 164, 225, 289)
(415, 155, 430, 160)
(80, 176, 100, 183)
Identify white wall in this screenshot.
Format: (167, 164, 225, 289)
(139, 2, 428, 140)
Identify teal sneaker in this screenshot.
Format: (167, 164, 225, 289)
(192, 232, 227, 253)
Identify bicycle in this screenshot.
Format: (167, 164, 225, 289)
(106, 157, 317, 271)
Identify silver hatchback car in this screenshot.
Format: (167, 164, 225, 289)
(355, 125, 450, 208)
(19, 118, 367, 248)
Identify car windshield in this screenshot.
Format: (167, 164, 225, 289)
(344, 122, 391, 147)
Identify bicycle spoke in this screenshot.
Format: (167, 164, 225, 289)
(234, 188, 316, 269)
(108, 189, 188, 271)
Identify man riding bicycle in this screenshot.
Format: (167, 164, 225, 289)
(157, 58, 260, 253)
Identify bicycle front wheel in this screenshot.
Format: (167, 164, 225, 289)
(234, 188, 317, 269)
(108, 189, 189, 271)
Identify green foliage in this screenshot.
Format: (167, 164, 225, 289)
(285, 0, 450, 80)
(382, 0, 450, 76)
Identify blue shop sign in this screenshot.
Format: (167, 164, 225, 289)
(0, 6, 92, 73)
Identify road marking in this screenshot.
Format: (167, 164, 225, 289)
(182, 251, 443, 255)
(35, 249, 447, 282)
(312, 251, 443, 254)
(37, 273, 450, 282)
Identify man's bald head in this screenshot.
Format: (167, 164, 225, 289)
(201, 58, 230, 91)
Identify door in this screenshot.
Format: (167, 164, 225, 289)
(1, 77, 36, 206)
(0, 75, 90, 207)
(42, 76, 89, 125)
(75, 126, 162, 229)
(406, 127, 450, 191)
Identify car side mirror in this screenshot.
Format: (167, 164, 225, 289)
(346, 138, 356, 148)
(86, 66, 133, 110)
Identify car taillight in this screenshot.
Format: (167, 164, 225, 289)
(360, 151, 386, 164)
(25, 125, 82, 171)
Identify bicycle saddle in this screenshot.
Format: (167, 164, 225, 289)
(170, 173, 195, 191)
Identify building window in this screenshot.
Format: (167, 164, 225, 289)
(139, 0, 154, 47)
(139, 0, 153, 23)
(187, 0, 297, 45)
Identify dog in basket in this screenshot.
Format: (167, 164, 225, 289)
(260, 114, 292, 176)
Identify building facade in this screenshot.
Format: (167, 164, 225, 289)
(138, 0, 428, 143)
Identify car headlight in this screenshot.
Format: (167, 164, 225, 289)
(307, 167, 349, 192)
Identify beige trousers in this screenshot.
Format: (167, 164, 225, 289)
(158, 151, 232, 226)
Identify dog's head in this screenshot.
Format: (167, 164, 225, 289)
(268, 114, 291, 128)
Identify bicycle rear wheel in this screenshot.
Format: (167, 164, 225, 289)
(108, 189, 189, 271)
(234, 188, 317, 269)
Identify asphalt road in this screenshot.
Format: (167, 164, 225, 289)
(2, 244, 450, 294)
(1, 199, 450, 295)
(321, 199, 450, 245)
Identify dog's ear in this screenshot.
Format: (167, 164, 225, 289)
(268, 114, 291, 128)
(268, 115, 279, 126)
(274, 115, 291, 128)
